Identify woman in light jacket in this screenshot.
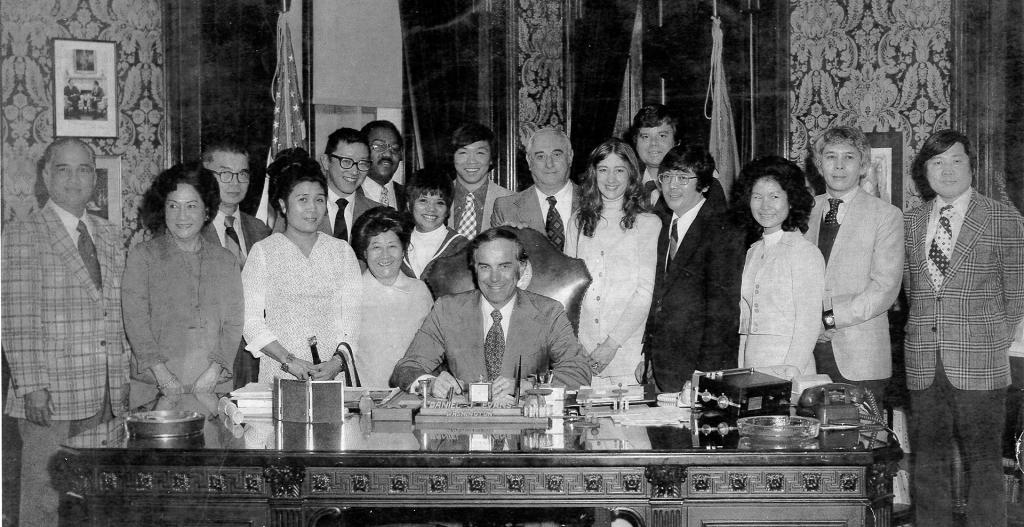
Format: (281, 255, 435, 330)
(734, 156, 824, 375)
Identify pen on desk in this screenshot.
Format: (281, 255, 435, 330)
(514, 356, 522, 405)
(308, 336, 321, 365)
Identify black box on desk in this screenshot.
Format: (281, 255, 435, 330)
(693, 369, 791, 417)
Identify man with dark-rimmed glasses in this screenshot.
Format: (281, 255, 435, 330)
(317, 127, 381, 240)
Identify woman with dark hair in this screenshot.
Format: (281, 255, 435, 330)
(351, 207, 433, 387)
(400, 168, 469, 281)
(733, 156, 824, 375)
(242, 148, 362, 382)
(122, 162, 242, 406)
(565, 138, 661, 385)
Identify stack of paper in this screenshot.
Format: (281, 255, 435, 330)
(229, 382, 273, 419)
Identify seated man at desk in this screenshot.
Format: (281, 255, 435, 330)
(390, 226, 592, 397)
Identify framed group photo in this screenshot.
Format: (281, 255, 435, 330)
(53, 39, 117, 137)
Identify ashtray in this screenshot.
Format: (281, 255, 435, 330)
(126, 410, 204, 438)
(736, 415, 820, 440)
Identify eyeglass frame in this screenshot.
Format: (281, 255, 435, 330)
(369, 141, 403, 155)
(214, 170, 251, 184)
(657, 171, 700, 186)
(328, 154, 372, 172)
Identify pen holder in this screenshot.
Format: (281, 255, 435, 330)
(274, 378, 346, 423)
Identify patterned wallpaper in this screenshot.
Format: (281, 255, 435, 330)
(1, 0, 165, 247)
(516, 0, 568, 147)
(789, 0, 951, 210)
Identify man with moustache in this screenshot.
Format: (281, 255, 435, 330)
(448, 122, 512, 239)
(3, 138, 130, 526)
(390, 227, 591, 397)
(490, 128, 578, 251)
(201, 142, 272, 387)
(804, 127, 903, 406)
(317, 127, 381, 240)
(627, 104, 727, 211)
(903, 129, 1024, 526)
(360, 120, 407, 213)
(642, 145, 745, 391)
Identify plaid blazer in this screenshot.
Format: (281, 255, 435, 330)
(2, 202, 129, 419)
(903, 191, 1024, 390)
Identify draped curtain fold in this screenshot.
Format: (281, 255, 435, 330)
(569, 0, 638, 178)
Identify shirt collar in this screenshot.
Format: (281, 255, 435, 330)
(671, 198, 706, 224)
(935, 187, 972, 216)
(825, 187, 859, 203)
(535, 181, 572, 201)
(47, 199, 90, 235)
(480, 290, 517, 319)
(361, 177, 392, 199)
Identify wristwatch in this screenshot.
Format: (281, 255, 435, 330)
(822, 309, 836, 330)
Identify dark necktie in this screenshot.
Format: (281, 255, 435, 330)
(484, 309, 505, 381)
(927, 205, 955, 287)
(76, 220, 102, 289)
(224, 215, 244, 268)
(666, 218, 679, 270)
(334, 198, 349, 240)
(545, 196, 564, 251)
(825, 198, 843, 225)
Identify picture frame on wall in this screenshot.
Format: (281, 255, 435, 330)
(92, 155, 122, 229)
(53, 39, 117, 137)
(865, 131, 904, 209)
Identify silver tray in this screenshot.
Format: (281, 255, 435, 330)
(126, 410, 204, 438)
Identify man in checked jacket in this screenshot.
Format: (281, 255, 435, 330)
(2, 138, 130, 526)
(903, 129, 1024, 527)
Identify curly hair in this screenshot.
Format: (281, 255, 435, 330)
(575, 138, 647, 238)
(405, 167, 455, 211)
(730, 155, 814, 236)
(910, 129, 973, 201)
(350, 206, 414, 262)
(140, 162, 221, 234)
(267, 148, 327, 218)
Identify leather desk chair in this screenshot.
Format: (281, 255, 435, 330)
(422, 227, 592, 333)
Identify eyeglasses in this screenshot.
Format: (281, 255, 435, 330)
(329, 154, 371, 172)
(370, 141, 403, 155)
(658, 171, 699, 186)
(215, 170, 251, 184)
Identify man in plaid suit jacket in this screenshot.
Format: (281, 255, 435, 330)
(903, 130, 1024, 526)
(2, 138, 129, 526)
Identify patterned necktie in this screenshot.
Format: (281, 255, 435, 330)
(224, 215, 244, 268)
(457, 193, 477, 239)
(666, 218, 679, 270)
(484, 309, 505, 381)
(379, 187, 390, 208)
(927, 205, 955, 287)
(545, 196, 564, 251)
(825, 198, 843, 225)
(77, 220, 102, 289)
(333, 198, 349, 241)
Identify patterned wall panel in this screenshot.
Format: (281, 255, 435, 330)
(1, 0, 165, 247)
(515, 0, 568, 149)
(789, 0, 950, 210)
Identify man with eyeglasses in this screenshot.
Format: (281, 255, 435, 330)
(360, 120, 407, 213)
(201, 142, 271, 387)
(641, 144, 745, 391)
(3, 138, 130, 526)
(317, 127, 380, 240)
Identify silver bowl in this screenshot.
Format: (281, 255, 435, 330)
(126, 410, 204, 438)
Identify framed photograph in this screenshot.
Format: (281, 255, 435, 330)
(865, 131, 904, 208)
(53, 39, 117, 137)
(91, 155, 122, 228)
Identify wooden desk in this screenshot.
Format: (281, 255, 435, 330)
(57, 399, 900, 526)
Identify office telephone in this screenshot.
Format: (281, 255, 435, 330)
(797, 383, 882, 425)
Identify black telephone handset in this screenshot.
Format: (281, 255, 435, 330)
(798, 383, 866, 408)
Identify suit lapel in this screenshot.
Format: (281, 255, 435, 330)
(909, 203, 931, 285)
(43, 206, 102, 302)
(93, 219, 118, 300)
(503, 292, 537, 375)
(517, 189, 544, 228)
(459, 292, 488, 378)
(806, 194, 826, 245)
(945, 195, 987, 281)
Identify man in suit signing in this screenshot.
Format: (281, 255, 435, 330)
(390, 226, 591, 397)
(3, 138, 130, 526)
(904, 129, 1024, 526)
(448, 122, 512, 239)
(490, 128, 577, 250)
(804, 127, 903, 405)
(202, 142, 272, 387)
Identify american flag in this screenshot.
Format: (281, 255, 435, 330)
(255, 10, 307, 227)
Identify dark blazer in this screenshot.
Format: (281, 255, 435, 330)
(903, 190, 1024, 390)
(400, 227, 469, 285)
(390, 289, 591, 390)
(203, 211, 272, 253)
(642, 198, 746, 392)
(489, 183, 580, 234)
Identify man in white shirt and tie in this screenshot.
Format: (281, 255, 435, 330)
(490, 128, 578, 250)
(201, 142, 271, 386)
(448, 122, 512, 239)
(317, 127, 380, 240)
(360, 120, 407, 213)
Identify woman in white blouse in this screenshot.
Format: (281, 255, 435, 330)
(400, 168, 468, 286)
(242, 149, 362, 382)
(735, 156, 825, 375)
(565, 138, 661, 386)
(351, 207, 433, 387)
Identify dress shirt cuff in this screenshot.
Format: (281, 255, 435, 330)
(244, 332, 276, 358)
